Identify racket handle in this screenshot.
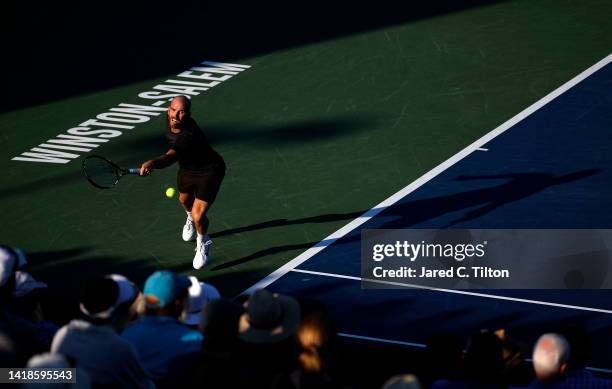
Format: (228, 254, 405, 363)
(127, 168, 141, 175)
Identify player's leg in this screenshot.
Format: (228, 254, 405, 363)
(191, 165, 225, 269)
(178, 191, 195, 212)
(178, 170, 197, 242)
(179, 191, 197, 242)
(191, 198, 210, 236)
(192, 198, 213, 269)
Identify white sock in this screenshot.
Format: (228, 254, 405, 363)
(197, 233, 204, 246)
(186, 210, 193, 222)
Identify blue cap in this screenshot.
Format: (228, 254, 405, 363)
(143, 271, 190, 308)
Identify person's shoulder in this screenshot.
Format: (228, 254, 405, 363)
(172, 320, 203, 340)
(564, 369, 612, 388)
(121, 317, 152, 337)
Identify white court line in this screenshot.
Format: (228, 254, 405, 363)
(338, 333, 426, 348)
(290, 268, 612, 314)
(243, 53, 612, 295)
(476, 147, 489, 151)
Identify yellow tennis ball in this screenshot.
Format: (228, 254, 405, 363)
(165, 187, 176, 198)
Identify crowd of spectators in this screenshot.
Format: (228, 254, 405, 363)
(1, 244, 611, 388)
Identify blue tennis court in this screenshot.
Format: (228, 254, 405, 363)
(247, 54, 612, 371)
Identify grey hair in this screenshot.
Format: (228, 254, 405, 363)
(533, 333, 571, 378)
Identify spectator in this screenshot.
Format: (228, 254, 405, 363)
(105, 274, 141, 332)
(24, 352, 91, 389)
(532, 333, 570, 383)
(0, 245, 27, 304)
(557, 327, 612, 388)
(200, 298, 243, 353)
(0, 245, 48, 364)
(432, 330, 506, 389)
(51, 276, 154, 388)
(382, 374, 423, 389)
(236, 289, 301, 387)
(272, 300, 341, 389)
(11, 270, 58, 348)
(464, 330, 506, 383)
(122, 270, 202, 383)
(181, 276, 220, 329)
(193, 298, 243, 386)
(14, 269, 47, 299)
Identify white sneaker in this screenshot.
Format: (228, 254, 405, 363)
(182, 216, 196, 242)
(193, 238, 212, 270)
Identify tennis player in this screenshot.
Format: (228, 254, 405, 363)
(140, 95, 225, 269)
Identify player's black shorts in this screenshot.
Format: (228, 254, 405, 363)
(177, 162, 226, 203)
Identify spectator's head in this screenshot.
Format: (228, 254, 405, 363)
(105, 274, 140, 331)
(532, 333, 570, 381)
(0, 245, 26, 302)
(143, 271, 190, 318)
(79, 274, 138, 326)
(79, 277, 119, 324)
(296, 302, 336, 376)
(182, 276, 220, 328)
(14, 271, 47, 299)
(382, 374, 422, 389)
(10, 271, 48, 322)
(201, 298, 243, 352)
(464, 330, 505, 381)
(238, 289, 300, 344)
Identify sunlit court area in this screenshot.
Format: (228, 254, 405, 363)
(2, 1, 612, 387)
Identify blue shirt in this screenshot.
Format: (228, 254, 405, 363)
(122, 315, 203, 380)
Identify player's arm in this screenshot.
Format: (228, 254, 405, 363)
(140, 149, 178, 175)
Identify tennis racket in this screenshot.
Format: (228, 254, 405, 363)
(82, 155, 142, 189)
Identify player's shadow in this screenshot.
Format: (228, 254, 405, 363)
(210, 210, 368, 239)
(374, 169, 602, 229)
(211, 241, 319, 271)
(216, 169, 602, 269)
(209, 207, 392, 270)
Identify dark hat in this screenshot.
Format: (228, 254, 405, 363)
(239, 289, 300, 344)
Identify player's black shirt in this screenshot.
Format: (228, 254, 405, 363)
(166, 118, 224, 171)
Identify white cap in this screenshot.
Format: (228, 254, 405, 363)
(183, 276, 220, 326)
(79, 274, 139, 320)
(106, 274, 139, 306)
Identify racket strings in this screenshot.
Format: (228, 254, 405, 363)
(83, 158, 120, 188)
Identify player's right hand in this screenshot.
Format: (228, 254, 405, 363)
(140, 160, 154, 176)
